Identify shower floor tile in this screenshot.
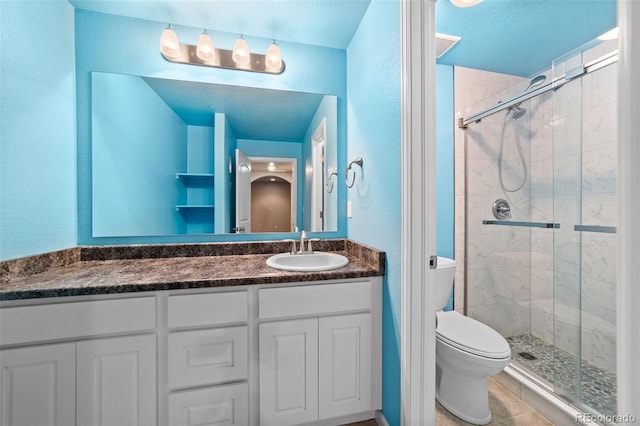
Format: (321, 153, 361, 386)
(507, 334, 617, 417)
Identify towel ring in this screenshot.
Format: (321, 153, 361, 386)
(346, 158, 363, 188)
(326, 170, 338, 193)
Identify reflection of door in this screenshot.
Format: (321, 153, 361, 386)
(311, 119, 326, 232)
(235, 149, 252, 233)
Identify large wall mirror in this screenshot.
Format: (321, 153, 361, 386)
(91, 72, 338, 237)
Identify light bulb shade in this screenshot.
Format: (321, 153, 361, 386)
(450, 0, 483, 7)
(196, 31, 215, 60)
(160, 26, 180, 58)
(265, 42, 283, 71)
(232, 37, 251, 66)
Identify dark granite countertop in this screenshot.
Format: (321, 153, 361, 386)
(0, 240, 385, 301)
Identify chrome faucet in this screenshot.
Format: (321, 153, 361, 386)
(299, 230, 307, 253)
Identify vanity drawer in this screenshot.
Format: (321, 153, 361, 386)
(168, 291, 248, 328)
(168, 382, 248, 426)
(0, 296, 157, 346)
(259, 281, 372, 320)
(168, 326, 248, 389)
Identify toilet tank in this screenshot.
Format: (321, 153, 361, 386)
(434, 257, 456, 311)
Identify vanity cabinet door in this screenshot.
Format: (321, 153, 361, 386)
(76, 334, 157, 426)
(318, 313, 373, 419)
(259, 318, 318, 426)
(0, 343, 76, 426)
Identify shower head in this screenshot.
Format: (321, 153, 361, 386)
(510, 106, 526, 119)
(509, 75, 546, 119)
(525, 74, 546, 92)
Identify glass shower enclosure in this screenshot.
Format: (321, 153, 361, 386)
(457, 35, 618, 416)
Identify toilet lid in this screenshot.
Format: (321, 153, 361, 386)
(436, 311, 511, 359)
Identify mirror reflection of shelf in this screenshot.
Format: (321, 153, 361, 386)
(176, 173, 214, 213)
(176, 205, 215, 211)
(176, 173, 214, 182)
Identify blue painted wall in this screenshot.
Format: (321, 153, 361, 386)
(436, 65, 455, 311)
(74, 9, 348, 244)
(0, 0, 77, 261)
(92, 72, 186, 237)
(346, 1, 401, 424)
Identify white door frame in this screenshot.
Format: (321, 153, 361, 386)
(311, 118, 326, 232)
(617, 1, 640, 418)
(235, 149, 252, 233)
(400, 0, 437, 425)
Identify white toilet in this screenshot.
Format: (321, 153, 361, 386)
(434, 257, 511, 425)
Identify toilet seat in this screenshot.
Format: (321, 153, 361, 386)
(436, 311, 511, 359)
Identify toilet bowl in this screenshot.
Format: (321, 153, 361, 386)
(433, 257, 511, 425)
(435, 311, 511, 424)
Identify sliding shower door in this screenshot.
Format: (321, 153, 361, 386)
(551, 43, 618, 416)
(459, 35, 618, 417)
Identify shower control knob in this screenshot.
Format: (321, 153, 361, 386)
(492, 199, 512, 219)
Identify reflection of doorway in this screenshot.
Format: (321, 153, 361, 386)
(251, 177, 291, 232)
(249, 157, 297, 232)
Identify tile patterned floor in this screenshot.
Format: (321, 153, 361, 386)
(344, 378, 553, 426)
(507, 333, 617, 417)
(436, 378, 554, 425)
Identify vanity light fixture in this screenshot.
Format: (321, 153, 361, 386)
(159, 24, 180, 59)
(196, 29, 215, 61)
(265, 40, 283, 71)
(232, 35, 251, 66)
(159, 25, 285, 74)
(450, 0, 483, 7)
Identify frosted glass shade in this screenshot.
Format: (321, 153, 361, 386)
(159, 26, 180, 58)
(232, 37, 251, 66)
(265, 42, 283, 71)
(450, 0, 483, 7)
(196, 31, 215, 61)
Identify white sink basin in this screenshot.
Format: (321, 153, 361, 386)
(266, 252, 349, 272)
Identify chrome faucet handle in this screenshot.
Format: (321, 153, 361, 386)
(307, 238, 320, 253)
(282, 239, 297, 254)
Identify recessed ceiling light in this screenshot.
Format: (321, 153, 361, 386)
(450, 0, 483, 7)
(598, 27, 619, 41)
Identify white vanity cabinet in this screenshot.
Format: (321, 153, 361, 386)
(0, 276, 381, 426)
(166, 291, 250, 426)
(258, 280, 381, 426)
(0, 296, 158, 426)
